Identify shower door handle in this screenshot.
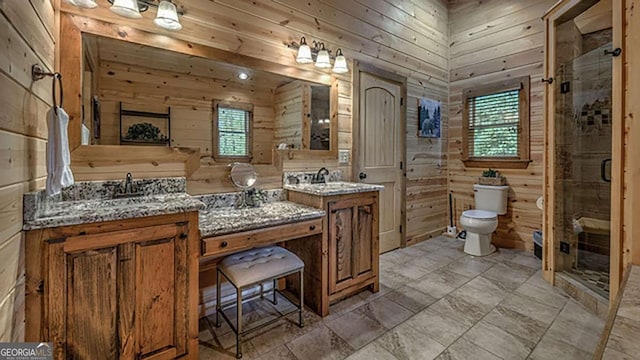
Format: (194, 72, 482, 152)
(601, 158, 612, 183)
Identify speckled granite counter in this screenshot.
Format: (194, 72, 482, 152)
(284, 181, 384, 196)
(196, 193, 325, 238)
(23, 177, 205, 230)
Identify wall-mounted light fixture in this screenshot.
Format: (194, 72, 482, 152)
(288, 37, 348, 74)
(65, 0, 183, 31)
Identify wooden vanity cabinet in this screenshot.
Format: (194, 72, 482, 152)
(25, 212, 199, 360)
(289, 191, 379, 303)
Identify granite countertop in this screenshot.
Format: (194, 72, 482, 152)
(23, 194, 205, 230)
(283, 181, 384, 196)
(199, 201, 325, 238)
(23, 177, 205, 230)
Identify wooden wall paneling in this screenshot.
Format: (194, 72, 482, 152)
(449, 0, 553, 250)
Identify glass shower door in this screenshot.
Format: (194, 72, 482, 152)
(554, 17, 613, 297)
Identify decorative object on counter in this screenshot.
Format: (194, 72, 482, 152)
(32, 64, 75, 196)
(418, 97, 442, 138)
(119, 102, 171, 145)
(478, 168, 507, 185)
(236, 188, 268, 208)
(287, 37, 348, 74)
(229, 163, 258, 189)
(65, 0, 183, 31)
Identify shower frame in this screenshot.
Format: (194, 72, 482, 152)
(541, 0, 625, 304)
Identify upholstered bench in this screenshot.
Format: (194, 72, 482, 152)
(214, 246, 304, 359)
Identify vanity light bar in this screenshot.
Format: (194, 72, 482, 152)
(66, 0, 184, 31)
(287, 37, 349, 74)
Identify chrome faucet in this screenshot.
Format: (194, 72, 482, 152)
(311, 167, 330, 184)
(124, 172, 134, 194)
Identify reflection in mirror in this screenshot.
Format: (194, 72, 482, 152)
(80, 33, 334, 163)
(229, 163, 257, 189)
(310, 86, 330, 150)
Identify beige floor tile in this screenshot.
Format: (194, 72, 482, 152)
(345, 341, 397, 360)
(602, 347, 636, 360)
(483, 305, 548, 343)
(403, 308, 470, 347)
(529, 335, 593, 360)
(428, 294, 488, 327)
(286, 326, 354, 360)
(435, 338, 501, 360)
(607, 315, 640, 356)
(498, 293, 562, 326)
(354, 296, 413, 329)
(251, 345, 298, 360)
(441, 256, 494, 278)
(463, 320, 535, 360)
(325, 311, 386, 350)
(376, 322, 446, 360)
(450, 276, 510, 310)
(410, 268, 471, 299)
(481, 263, 532, 291)
(514, 282, 568, 310)
(384, 285, 438, 313)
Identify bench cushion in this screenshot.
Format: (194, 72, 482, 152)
(218, 246, 304, 288)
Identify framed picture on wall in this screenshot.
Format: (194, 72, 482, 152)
(418, 98, 441, 138)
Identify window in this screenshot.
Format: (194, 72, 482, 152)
(213, 102, 252, 160)
(462, 76, 531, 169)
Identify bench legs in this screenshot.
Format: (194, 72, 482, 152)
(214, 267, 304, 359)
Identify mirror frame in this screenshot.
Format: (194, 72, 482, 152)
(60, 13, 339, 161)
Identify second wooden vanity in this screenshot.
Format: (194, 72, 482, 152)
(286, 182, 383, 306)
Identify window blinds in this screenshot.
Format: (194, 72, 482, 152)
(218, 107, 249, 157)
(467, 89, 520, 158)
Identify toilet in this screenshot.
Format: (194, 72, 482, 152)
(459, 184, 509, 256)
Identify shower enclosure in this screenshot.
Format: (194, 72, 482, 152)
(543, 0, 623, 302)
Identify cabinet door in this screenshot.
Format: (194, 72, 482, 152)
(48, 223, 188, 360)
(48, 242, 119, 359)
(328, 199, 376, 294)
(328, 202, 355, 294)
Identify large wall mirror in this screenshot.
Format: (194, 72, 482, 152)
(79, 32, 337, 167)
(61, 14, 338, 179)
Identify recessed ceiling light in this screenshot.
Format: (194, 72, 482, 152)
(238, 72, 249, 80)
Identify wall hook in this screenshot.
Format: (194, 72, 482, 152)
(604, 48, 622, 57)
(541, 77, 554, 84)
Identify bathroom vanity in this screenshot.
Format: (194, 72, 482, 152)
(285, 180, 384, 304)
(23, 179, 204, 360)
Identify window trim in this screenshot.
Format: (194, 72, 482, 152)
(213, 100, 253, 162)
(461, 76, 531, 169)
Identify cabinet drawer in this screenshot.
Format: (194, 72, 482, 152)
(202, 218, 323, 257)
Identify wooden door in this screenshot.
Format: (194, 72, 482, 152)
(328, 197, 376, 294)
(358, 71, 403, 253)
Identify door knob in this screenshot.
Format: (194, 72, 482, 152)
(359, 172, 367, 180)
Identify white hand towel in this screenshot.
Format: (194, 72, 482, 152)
(46, 107, 74, 196)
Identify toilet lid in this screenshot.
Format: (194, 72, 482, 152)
(462, 209, 497, 219)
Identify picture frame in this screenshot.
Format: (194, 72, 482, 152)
(418, 97, 441, 138)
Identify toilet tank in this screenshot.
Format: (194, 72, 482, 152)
(474, 184, 509, 215)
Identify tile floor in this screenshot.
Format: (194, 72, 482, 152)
(199, 236, 605, 360)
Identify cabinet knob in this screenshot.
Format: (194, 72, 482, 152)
(220, 241, 228, 248)
(179, 233, 188, 239)
(309, 225, 316, 231)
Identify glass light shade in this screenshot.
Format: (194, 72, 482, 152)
(332, 52, 348, 74)
(110, 0, 142, 19)
(65, 0, 98, 9)
(315, 48, 331, 68)
(296, 43, 313, 64)
(154, 0, 182, 31)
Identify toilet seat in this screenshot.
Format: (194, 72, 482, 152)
(462, 209, 497, 220)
